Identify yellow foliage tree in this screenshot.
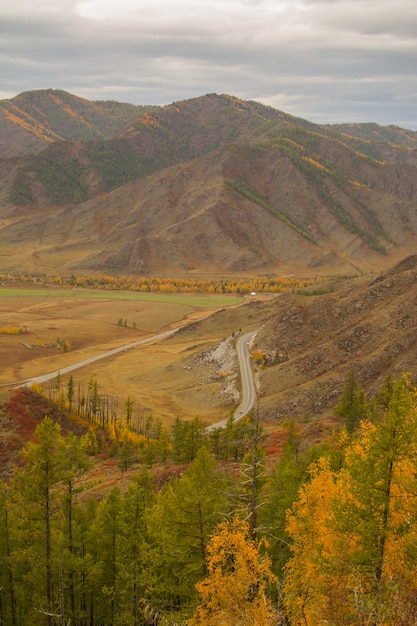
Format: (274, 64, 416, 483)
(284, 458, 357, 624)
(284, 375, 417, 625)
(189, 518, 277, 626)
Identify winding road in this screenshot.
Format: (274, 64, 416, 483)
(10, 327, 258, 430)
(207, 330, 258, 431)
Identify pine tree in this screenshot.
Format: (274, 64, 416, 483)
(335, 368, 367, 433)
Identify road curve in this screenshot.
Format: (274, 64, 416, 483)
(8, 327, 258, 432)
(10, 329, 178, 389)
(206, 330, 258, 431)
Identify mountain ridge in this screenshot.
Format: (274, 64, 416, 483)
(1, 90, 417, 277)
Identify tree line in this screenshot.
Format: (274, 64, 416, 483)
(0, 374, 416, 624)
(42, 374, 269, 467)
(3, 272, 329, 295)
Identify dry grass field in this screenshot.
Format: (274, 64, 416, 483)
(0, 286, 251, 425)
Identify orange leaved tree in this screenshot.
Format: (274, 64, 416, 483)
(284, 375, 417, 625)
(189, 518, 277, 625)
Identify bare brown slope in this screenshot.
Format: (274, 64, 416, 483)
(252, 255, 417, 423)
(1, 139, 416, 276)
(1, 93, 417, 276)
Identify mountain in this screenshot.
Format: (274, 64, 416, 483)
(1, 90, 417, 276)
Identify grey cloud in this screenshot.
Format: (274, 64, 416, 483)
(1, 0, 416, 128)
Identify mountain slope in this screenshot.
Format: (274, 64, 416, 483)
(1, 92, 417, 276)
(253, 255, 417, 424)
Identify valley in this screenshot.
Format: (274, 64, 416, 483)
(1, 88, 417, 625)
(0, 285, 249, 422)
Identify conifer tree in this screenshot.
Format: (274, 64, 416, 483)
(0, 481, 17, 626)
(58, 432, 91, 621)
(148, 447, 229, 613)
(9, 418, 67, 625)
(118, 469, 155, 625)
(189, 518, 277, 625)
(285, 375, 417, 625)
(89, 487, 122, 625)
(335, 368, 367, 433)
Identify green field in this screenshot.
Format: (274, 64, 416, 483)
(0, 286, 243, 308)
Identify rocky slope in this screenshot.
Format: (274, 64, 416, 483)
(252, 255, 417, 423)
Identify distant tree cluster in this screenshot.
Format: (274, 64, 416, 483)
(4, 271, 328, 295)
(0, 326, 27, 335)
(56, 337, 71, 352)
(71, 273, 323, 295)
(45, 374, 267, 466)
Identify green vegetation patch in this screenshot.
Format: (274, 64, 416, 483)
(87, 138, 146, 189)
(9, 177, 36, 205)
(261, 125, 389, 252)
(29, 142, 89, 204)
(0, 286, 242, 308)
(226, 179, 317, 244)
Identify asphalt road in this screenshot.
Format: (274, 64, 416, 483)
(12, 329, 177, 388)
(10, 327, 258, 431)
(206, 330, 258, 431)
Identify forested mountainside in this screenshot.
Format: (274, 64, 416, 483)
(1, 91, 417, 276)
(0, 89, 154, 157)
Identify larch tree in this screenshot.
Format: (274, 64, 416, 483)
(284, 375, 417, 625)
(57, 431, 91, 622)
(88, 487, 122, 625)
(189, 518, 277, 626)
(9, 417, 67, 625)
(117, 469, 155, 625)
(147, 447, 230, 614)
(0, 481, 17, 626)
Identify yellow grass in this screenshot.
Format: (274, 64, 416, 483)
(0, 287, 249, 425)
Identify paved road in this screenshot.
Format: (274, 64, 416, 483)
(9, 326, 258, 431)
(206, 330, 258, 431)
(10, 329, 177, 389)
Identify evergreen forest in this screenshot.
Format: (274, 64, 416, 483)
(1, 374, 417, 625)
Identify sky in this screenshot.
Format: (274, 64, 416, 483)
(1, 0, 417, 129)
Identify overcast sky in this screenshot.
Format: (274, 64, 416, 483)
(2, 0, 417, 129)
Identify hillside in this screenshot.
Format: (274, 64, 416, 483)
(1, 91, 417, 276)
(251, 254, 417, 424)
(1, 256, 416, 471)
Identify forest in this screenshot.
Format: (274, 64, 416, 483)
(1, 373, 417, 625)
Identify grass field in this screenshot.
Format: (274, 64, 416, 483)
(0, 286, 242, 308)
(0, 286, 248, 424)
